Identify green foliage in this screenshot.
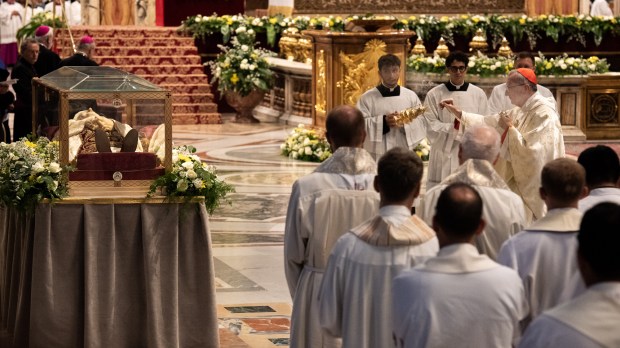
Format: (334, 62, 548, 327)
(0, 138, 72, 211)
(147, 146, 235, 215)
(16, 12, 67, 42)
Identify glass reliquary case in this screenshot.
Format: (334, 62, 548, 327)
(32, 66, 173, 195)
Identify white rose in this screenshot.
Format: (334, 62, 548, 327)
(280, 143, 286, 150)
(32, 162, 45, 173)
(179, 171, 187, 178)
(192, 179, 203, 188)
(421, 148, 429, 156)
(291, 152, 299, 159)
(560, 64, 567, 70)
(247, 29, 254, 35)
(468, 61, 475, 68)
(589, 64, 597, 71)
(298, 148, 304, 155)
(305, 146, 312, 155)
(177, 180, 189, 192)
(236, 26, 246, 33)
(249, 64, 256, 71)
(186, 169, 197, 179)
(566, 58, 575, 65)
(303, 138, 311, 145)
(48, 162, 62, 173)
(182, 161, 194, 169)
(241, 45, 249, 51)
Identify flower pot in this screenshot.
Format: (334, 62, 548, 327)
(224, 90, 266, 123)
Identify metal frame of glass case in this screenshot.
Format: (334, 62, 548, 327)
(32, 66, 172, 171)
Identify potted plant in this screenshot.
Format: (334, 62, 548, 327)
(208, 28, 275, 123)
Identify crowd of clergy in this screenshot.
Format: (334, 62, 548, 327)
(284, 52, 620, 347)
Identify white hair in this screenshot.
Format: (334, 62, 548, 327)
(461, 125, 500, 163)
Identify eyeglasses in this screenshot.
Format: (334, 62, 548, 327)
(448, 66, 467, 73)
(506, 84, 525, 89)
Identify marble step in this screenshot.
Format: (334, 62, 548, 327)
(58, 46, 199, 58)
(56, 26, 190, 39)
(96, 55, 203, 66)
(112, 65, 206, 75)
(54, 36, 195, 48)
(141, 74, 210, 85)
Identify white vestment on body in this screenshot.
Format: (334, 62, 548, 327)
(590, 0, 614, 16)
(285, 147, 379, 348)
(24, 5, 44, 27)
(422, 82, 488, 189)
(498, 208, 585, 327)
(318, 206, 438, 348)
(357, 85, 425, 160)
(488, 83, 556, 115)
(519, 282, 620, 348)
(45, 1, 80, 26)
(418, 159, 526, 260)
(462, 93, 565, 222)
(578, 187, 620, 212)
(392, 244, 527, 348)
(0, 2, 24, 45)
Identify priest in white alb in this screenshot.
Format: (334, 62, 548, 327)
(0, 0, 24, 66)
(392, 183, 527, 347)
(519, 202, 620, 348)
(285, 105, 379, 348)
(418, 125, 526, 260)
(498, 158, 587, 327)
(442, 68, 565, 222)
(318, 148, 438, 348)
(357, 54, 425, 160)
(421, 51, 489, 189)
(487, 52, 556, 115)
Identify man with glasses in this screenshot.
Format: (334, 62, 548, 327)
(488, 52, 556, 115)
(441, 69, 565, 223)
(421, 51, 489, 189)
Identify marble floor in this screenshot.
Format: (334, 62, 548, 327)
(173, 117, 313, 347)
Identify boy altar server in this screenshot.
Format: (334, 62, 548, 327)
(357, 54, 425, 160)
(319, 147, 438, 348)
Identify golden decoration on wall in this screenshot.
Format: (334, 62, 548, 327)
(434, 38, 450, 58)
(469, 28, 488, 53)
(412, 38, 427, 55)
(337, 39, 388, 106)
(315, 50, 327, 116)
(497, 37, 513, 58)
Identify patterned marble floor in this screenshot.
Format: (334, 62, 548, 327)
(173, 116, 311, 347)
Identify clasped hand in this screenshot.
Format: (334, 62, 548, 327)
(386, 111, 401, 128)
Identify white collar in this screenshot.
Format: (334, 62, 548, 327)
(449, 79, 464, 89)
(379, 205, 411, 219)
(418, 243, 497, 274)
(527, 207, 582, 232)
(588, 187, 620, 196)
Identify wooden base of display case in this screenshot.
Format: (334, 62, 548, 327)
(68, 180, 155, 198)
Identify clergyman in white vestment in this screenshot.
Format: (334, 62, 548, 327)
(498, 158, 587, 328)
(442, 68, 565, 223)
(590, 0, 614, 16)
(392, 183, 526, 348)
(421, 51, 489, 189)
(418, 125, 526, 260)
(319, 148, 438, 348)
(285, 106, 379, 348)
(577, 145, 620, 212)
(519, 202, 620, 348)
(357, 53, 425, 160)
(488, 52, 556, 115)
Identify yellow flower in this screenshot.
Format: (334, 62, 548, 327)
(461, 15, 469, 19)
(230, 73, 239, 84)
(519, 18, 526, 25)
(440, 16, 449, 22)
(25, 141, 36, 148)
(473, 18, 479, 23)
(545, 62, 553, 69)
(178, 154, 190, 162)
(409, 16, 417, 21)
(612, 18, 617, 24)
(400, 19, 408, 25)
(539, 14, 547, 20)
(269, 17, 277, 24)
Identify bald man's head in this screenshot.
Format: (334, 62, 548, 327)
(459, 125, 500, 164)
(325, 105, 366, 150)
(434, 183, 483, 240)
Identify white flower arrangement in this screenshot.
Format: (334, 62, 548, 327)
(414, 138, 431, 161)
(147, 145, 234, 214)
(281, 125, 332, 162)
(0, 138, 72, 211)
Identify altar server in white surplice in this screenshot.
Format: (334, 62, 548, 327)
(442, 68, 565, 223)
(421, 51, 488, 189)
(285, 105, 380, 348)
(0, 0, 24, 66)
(418, 125, 526, 260)
(498, 158, 587, 328)
(392, 183, 527, 348)
(488, 52, 556, 115)
(519, 202, 620, 348)
(319, 148, 438, 348)
(357, 54, 425, 160)
(577, 145, 620, 212)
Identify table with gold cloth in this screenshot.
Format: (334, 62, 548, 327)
(0, 198, 219, 348)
